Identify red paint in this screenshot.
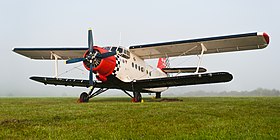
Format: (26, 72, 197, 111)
(157, 58, 167, 69)
(82, 46, 116, 82)
(263, 32, 270, 44)
(96, 74, 107, 82)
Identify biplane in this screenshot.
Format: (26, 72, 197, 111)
(13, 29, 269, 102)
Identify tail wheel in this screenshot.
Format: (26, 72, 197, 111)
(80, 92, 89, 103)
(155, 92, 161, 99)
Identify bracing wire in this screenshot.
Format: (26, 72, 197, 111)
(57, 64, 86, 77)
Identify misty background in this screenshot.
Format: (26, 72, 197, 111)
(0, 0, 279, 97)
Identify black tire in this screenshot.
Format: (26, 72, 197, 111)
(155, 92, 161, 99)
(80, 92, 89, 102)
(133, 92, 142, 102)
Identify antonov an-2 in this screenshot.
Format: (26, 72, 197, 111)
(13, 29, 269, 102)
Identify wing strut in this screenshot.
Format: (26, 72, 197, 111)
(195, 43, 207, 73)
(51, 52, 62, 78)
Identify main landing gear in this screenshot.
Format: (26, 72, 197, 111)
(122, 90, 162, 102)
(79, 87, 108, 103)
(132, 92, 142, 102)
(122, 90, 142, 102)
(80, 92, 89, 102)
(79, 87, 162, 103)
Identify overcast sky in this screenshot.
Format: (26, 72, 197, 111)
(0, 0, 279, 97)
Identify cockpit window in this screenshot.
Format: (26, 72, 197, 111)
(111, 47, 117, 52)
(104, 47, 111, 51)
(104, 46, 130, 59)
(117, 47, 123, 53)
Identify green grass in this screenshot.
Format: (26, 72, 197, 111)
(0, 97, 279, 139)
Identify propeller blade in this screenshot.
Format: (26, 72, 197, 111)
(96, 51, 117, 59)
(89, 63, 93, 85)
(66, 58, 86, 64)
(88, 29, 94, 53)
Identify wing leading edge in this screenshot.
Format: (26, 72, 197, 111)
(129, 32, 269, 59)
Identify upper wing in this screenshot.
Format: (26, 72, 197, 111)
(13, 47, 88, 60)
(129, 32, 269, 59)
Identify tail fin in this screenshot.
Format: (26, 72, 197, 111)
(157, 58, 169, 69)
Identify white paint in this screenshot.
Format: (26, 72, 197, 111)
(109, 46, 168, 92)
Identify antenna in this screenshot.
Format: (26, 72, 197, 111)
(116, 32, 122, 53)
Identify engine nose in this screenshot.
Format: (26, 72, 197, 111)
(83, 50, 102, 70)
(82, 47, 116, 81)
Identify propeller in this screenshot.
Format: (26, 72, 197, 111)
(65, 58, 86, 64)
(88, 29, 94, 85)
(65, 29, 118, 85)
(95, 51, 117, 59)
(89, 59, 93, 85)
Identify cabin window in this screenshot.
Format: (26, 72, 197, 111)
(132, 62, 134, 67)
(149, 71, 152, 76)
(135, 64, 138, 69)
(141, 67, 144, 72)
(138, 66, 140, 71)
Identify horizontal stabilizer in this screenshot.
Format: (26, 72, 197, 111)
(162, 67, 207, 73)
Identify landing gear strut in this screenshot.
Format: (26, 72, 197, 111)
(79, 86, 108, 103)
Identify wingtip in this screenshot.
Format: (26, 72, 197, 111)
(263, 32, 270, 44)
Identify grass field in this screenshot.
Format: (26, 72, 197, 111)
(0, 97, 279, 139)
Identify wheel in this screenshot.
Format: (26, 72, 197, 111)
(80, 92, 89, 102)
(155, 92, 161, 99)
(133, 92, 142, 102)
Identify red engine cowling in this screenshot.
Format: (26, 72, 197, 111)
(82, 46, 116, 82)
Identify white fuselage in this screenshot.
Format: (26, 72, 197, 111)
(105, 46, 168, 93)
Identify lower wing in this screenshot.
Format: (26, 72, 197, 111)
(134, 72, 232, 90)
(30, 72, 232, 92)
